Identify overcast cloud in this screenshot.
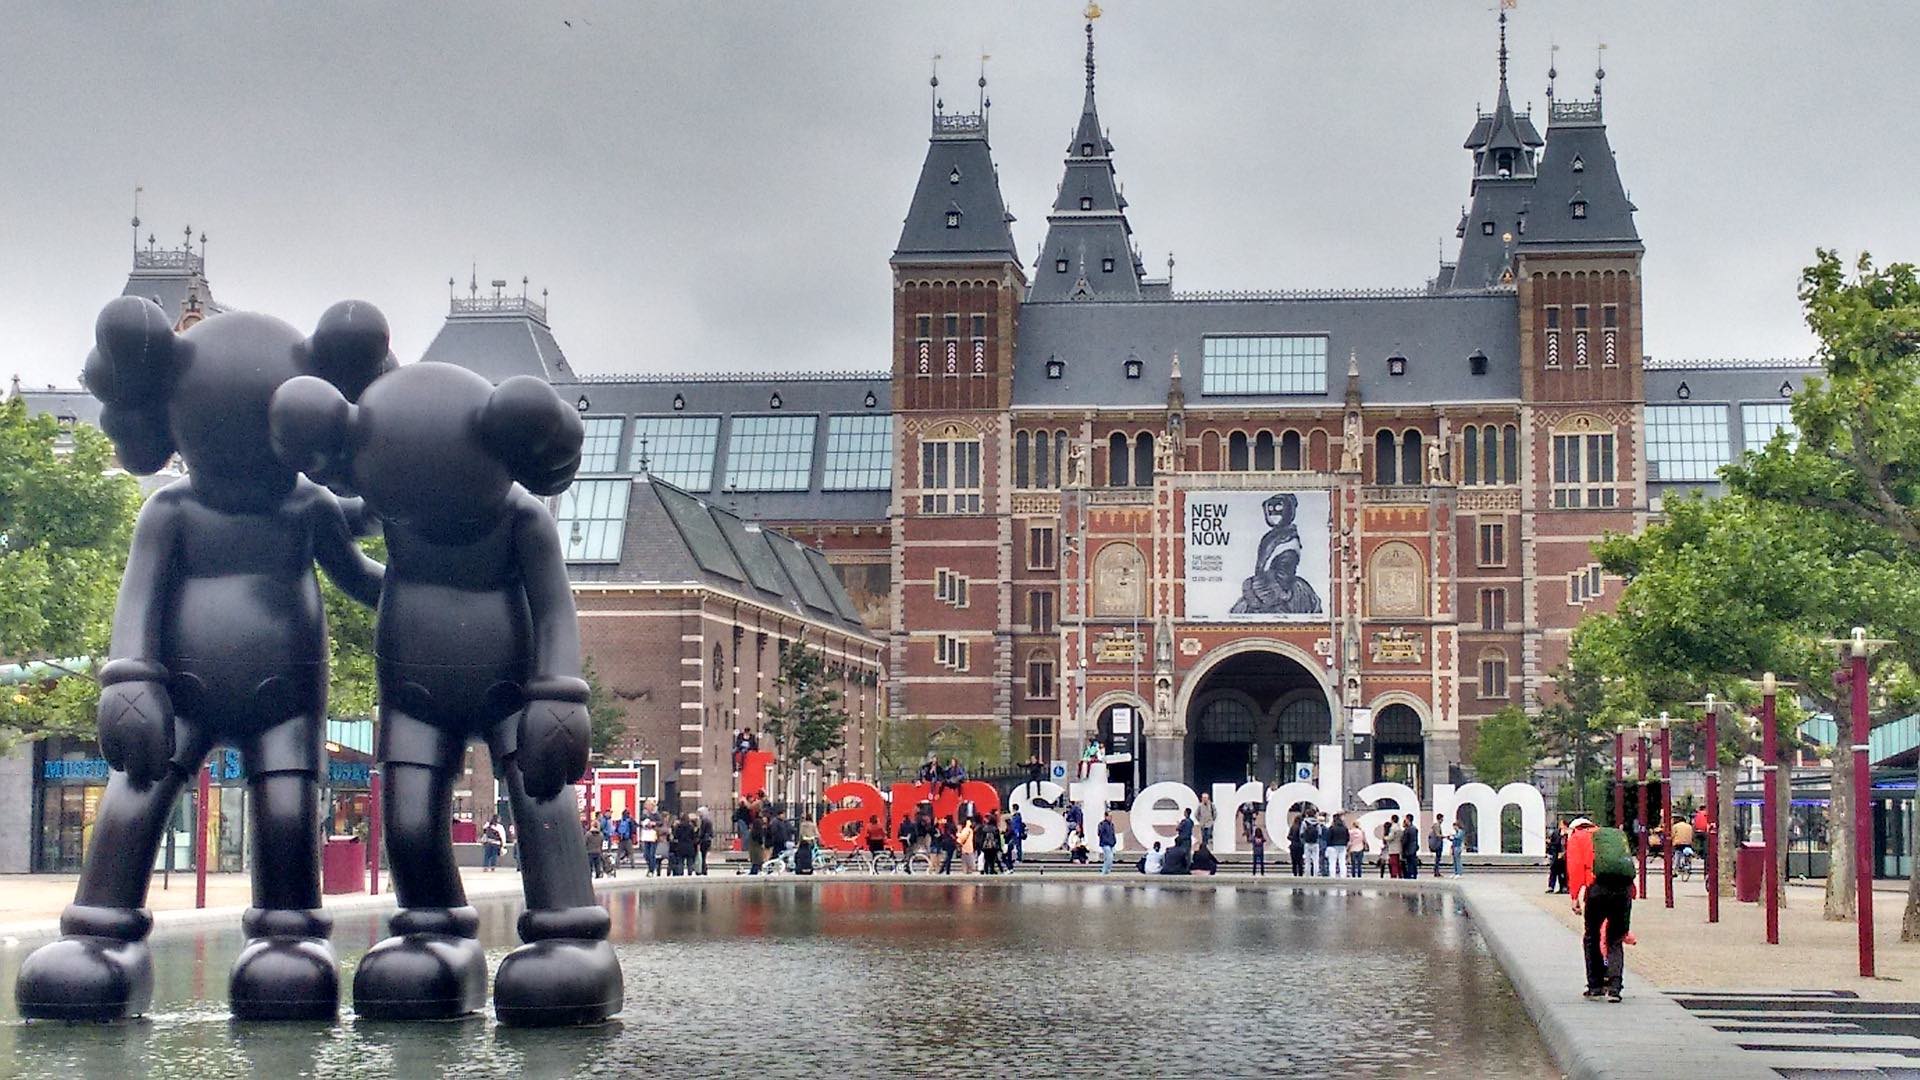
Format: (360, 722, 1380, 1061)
(3, 2, 1914, 390)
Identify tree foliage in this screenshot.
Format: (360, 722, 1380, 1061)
(582, 656, 626, 762)
(0, 399, 139, 749)
(760, 638, 849, 800)
(1471, 706, 1539, 787)
(319, 533, 382, 721)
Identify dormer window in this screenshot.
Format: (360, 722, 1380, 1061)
(945, 210, 962, 228)
(1387, 354, 1408, 377)
(1101, 257, 1115, 273)
(1571, 200, 1588, 219)
(1045, 356, 1066, 380)
(1080, 142, 1094, 156)
(1571, 154, 1585, 172)
(864, 390, 878, 408)
(769, 392, 783, 409)
(949, 166, 962, 184)
(1055, 258, 1069, 273)
(1079, 196, 1093, 211)
(1469, 350, 1489, 376)
(1481, 221, 1495, 235)
(1124, 356, 1143, 379)
(1675, 382, 1691, 400)
(1496, 150, 1514, 176)
(672, 393, 686, 411)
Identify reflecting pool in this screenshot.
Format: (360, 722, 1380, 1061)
(0, 881, 1552, 1079)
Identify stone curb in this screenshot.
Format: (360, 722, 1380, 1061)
(1454, 879, 1775, 1080)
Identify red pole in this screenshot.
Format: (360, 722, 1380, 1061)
(1613, 730, 1626, 828)
(1762, 680, 1780, 945)
(195, 759, 211, 909)
(1636, 732, 1649, 899)
(1661, 718, 1674, 909)
(1849, 646, 1874, 978)
(369, 766, 383, 896)
(1705, 705, 1720, 924)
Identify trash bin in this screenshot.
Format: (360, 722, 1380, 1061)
(1735, 843, 1764, 903)
(323, 836, 365, 895)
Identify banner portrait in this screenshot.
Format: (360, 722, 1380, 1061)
(1183, 490, 1331, 622)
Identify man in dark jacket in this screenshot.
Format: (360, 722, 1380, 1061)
(1097, 813, 1118, 874)
(1400, 815, 1421, 879)
(1324, 814, 1351, 878)
(1175, 808, 1195, 853)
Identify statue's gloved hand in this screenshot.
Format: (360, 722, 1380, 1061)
(97, 678, 175, 787)
(517, 676, 592, 800)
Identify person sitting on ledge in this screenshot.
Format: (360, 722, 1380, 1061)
(1190, 844, 1219, 875)
(1068, 829, 1091, 864)
(1141, 841, 1165, 875)
(1160, 844, 1191, 875)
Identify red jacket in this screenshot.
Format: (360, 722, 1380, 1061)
(1566, 826, 1596, 904)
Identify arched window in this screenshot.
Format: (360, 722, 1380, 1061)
(1502, 424, 1519, 485)
(1201, 430, 1221, 471)
(1478, 649, 1510, 699)
(1032, 430, 1050, 488)
(1134, 432, 1155, 487)
(1254, 430, 1276, 471)
(1375, 430, 1398, 485)
(1025, 649, 1056, 700)
(1280, 430, 1302, 470)
(1054, 429, 1068, 488)
(1463, 426, 1480, 485)
(1228, 431, 1250, 471)
(1483, 424, 1498, 483)
(1108, 431, 1130, 487)
(1401, 429, 1423, 484)
(1014, 430, 1031, 488)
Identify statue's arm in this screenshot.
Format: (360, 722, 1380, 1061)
(105, 490, 182, 667)
(513, 492, 584, 689)
(309, 484, 384, 608)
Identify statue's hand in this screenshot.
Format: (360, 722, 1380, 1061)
(517, 678, 592, 800)
(97, 679, 175, 787)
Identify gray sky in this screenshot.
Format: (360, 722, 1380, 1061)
(4, 2, 1915, 391)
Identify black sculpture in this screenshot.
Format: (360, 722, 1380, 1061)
(271, 357, 622, 1027)
(14, 296, 391, 1021)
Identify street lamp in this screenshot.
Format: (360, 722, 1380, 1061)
(1754, 672, 1781, 945)
(1636, 719, 1651, 900)
(1821, 627, 1892, 977)
(1691, 692, 1725, 925)
(1659, 711, 1673, 909)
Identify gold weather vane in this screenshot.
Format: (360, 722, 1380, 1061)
(1084, 2, 1101, 20)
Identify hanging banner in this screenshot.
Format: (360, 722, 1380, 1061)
(1183, 490, 1331, 621)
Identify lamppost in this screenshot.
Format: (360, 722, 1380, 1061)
(1659, 711, 1674, 909)
(1613, 728, 1626, 828)
(1636, 720, 1650, 900)
(1759, 672, 1780, 945)
(1823, 627, 1891, 978)
(1697, 693, 1724, 924)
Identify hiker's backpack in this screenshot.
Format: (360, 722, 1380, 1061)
(1592, 827, 1635, 879)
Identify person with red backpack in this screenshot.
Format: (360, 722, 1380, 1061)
(1567, 817, 1636, 1002)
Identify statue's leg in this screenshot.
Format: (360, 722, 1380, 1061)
(14, 733, 202, 1020)
(351, 708, 484, 1021)
(227, 710, 339, 1019)
(491, 745, 622, 1028)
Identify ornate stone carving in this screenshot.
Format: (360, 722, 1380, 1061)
(1368, 541, 1425, 618)
(1370, 626, 1425, 663)
(1092, 542, 1146, 618)
(1339, 410, 1362, 473)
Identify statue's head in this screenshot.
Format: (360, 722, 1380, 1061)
(269, 360, 582, 532)
(83, 296, 393, 495)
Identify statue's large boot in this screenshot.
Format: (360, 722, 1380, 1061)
(351, 906, 486, 1021)
(492, 905, 622, 1027)
(230, 907, 339, 1021)
(14, 905, 155, 1021)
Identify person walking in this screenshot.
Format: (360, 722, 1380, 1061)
(1098, 812, 1118, 875)
(1197, 794, 1217, 849)
(1383, 815, 1403, 879)
(1347, 815, 1367, 877)
(696, 807, 714, 875)
(1325, 813, 1351, 878)
(1251, 827, 1268, 876)
(938, 816, 959, 874)
(1008, 808, 1026, 867)
(639, 803, 663, 876)
(1546, 820, 1568, 893)
(1287, 810, 1307, 877)
(980, 814, 1004, 875)
(671, 813, 697, 876)
(1429, 813, 1447, 877)
(1400, 814, 1420, 879)
(1569, 817, 1635, 1002)
(481, 815, 506, 871)
(957, 816, 977, 873)
(1450, 817, 1466, 877)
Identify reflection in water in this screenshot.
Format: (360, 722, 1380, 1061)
(0, 882, 1550, 1079)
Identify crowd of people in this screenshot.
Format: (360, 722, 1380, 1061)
(585, 800, 714, 878)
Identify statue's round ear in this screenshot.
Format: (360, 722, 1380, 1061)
(477, 375, 584, 496)
(305, 300, 397, 402)
(83, 296, 177, 408)
(269, 374, 357, 480)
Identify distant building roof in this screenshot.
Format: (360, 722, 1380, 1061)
(891, 104, 1021, 267)
(419, 290, 576, 382)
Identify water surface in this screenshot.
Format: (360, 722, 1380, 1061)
(0, 881, 1553, 1079)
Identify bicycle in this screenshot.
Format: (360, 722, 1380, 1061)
(1675, 845, 1696, 883)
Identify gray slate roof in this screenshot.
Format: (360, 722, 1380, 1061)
(1520, 103, 1641, 252)
(419, 310, 576, 382)
(891, 115, 1021, 266)
(1029, 83, 1143, 303)
(122, 268, 223, 327)
(1013, 293, 1523, 408)
(1449, 178, 1534, 291)
(569, 474, 875, 636)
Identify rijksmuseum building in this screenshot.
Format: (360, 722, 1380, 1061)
(17, 19, 1820, 823)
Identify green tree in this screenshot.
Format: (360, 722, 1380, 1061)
(1471, 706, 1539, 787)
(0, 398, 139, 749)
(1722, 250, 1920, 931)
(760, 637, 849, 805)
(582, 656, 626, 762)
(319, 533, 382, 721)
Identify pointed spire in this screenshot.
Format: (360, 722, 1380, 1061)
(1084, 4, 1099, 94)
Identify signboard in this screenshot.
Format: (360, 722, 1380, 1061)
(1111, 706, 1134, 735)
(1349, 707, 1374, 736)
(1184, 490, 1331, 622)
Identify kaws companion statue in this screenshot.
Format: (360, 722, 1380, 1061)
(14, 297, 391, 1021)
(270, 357, 622, 1027)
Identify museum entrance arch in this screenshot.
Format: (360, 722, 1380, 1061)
(1372, 703, 1425, 793)
(1183, 647, 1332, 790)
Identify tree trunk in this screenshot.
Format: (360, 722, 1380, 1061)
(1775, 757, 1792, 909)
(1825, 751, 1856, 921)
(1718, 762, 1738, 897)
(1904, 796, 1920, 942)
